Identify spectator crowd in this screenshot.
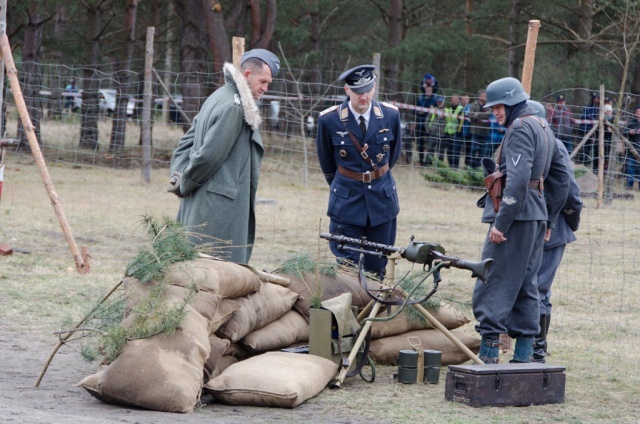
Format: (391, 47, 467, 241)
(406, 75, 640, 188)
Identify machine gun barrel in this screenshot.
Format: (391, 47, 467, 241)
(319, 232, 403, 256)
(320, 232, 493, 283)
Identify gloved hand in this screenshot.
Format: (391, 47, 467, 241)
(167, 171, 185, 198)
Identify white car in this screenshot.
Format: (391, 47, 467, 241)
(72, 89, 135, 116)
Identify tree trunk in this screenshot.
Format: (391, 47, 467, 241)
(17, 1, 44, 149)
(110, 0, 138, 153)
(384, 0, 404, 96)
(578, 0, 594, 50)
(507, 0, 521, 78)
(202, 0, 230, 81)
(174, 0, 209, 132)
(79, 2, 103, 151)
(248, 0, 276, 49)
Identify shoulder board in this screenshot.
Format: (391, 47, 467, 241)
(320, 105, 338, 116)
(380, 101, 399, 111)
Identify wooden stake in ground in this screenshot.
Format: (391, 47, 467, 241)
(521, 20, 540, 94)
(232, 36, 245, 67)
(0, 34, 89, 274)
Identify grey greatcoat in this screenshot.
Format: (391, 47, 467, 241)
(473, 105, 571, 339)
(170, 63, 264, 264)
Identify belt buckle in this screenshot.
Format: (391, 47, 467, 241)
(362, 171, 372, 183)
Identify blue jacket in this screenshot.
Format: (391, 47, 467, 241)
(316, 98, 402, 227)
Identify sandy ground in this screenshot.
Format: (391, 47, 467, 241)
(0, 326, 392, 424)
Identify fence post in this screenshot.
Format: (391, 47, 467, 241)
(141, 27, 154, 184)
(0, 0, 6, 137)
(597, 84, 604, 207)
(233, 37, 244, 68)
(372, 52, 380, 100)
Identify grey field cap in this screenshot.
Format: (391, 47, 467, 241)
(241, 49, 280, 77)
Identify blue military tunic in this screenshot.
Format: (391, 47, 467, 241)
(316, 97, 402, 275)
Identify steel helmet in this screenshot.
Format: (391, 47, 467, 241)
(484, 77, 530, 108)
(527, 100, 547, 119)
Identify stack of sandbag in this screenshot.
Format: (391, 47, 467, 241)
(78, 257, 269, 413)
(284, 270, 382, 320)
(367, 304, 480, 365)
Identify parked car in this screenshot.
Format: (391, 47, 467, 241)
(73, 89, 135, 116)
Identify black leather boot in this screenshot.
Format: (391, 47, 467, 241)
(532, 314, 547, 363)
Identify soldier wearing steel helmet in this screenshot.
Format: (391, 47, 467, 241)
(315, 65, 402, 278)
(472, 78, 571, 364)
(529, 100, 583, 363)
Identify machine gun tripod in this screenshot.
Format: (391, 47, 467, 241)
(319, 233, 493, 388)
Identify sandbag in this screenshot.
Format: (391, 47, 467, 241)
(369, 303, 470, 339)
(209, 299, 240, 334)
(239, 310, 309, 354)
(78, 305, 210, 413)
(208, 355, 238, 380)
(165, 257, 262, 298)
(285, 271, 381, 320)
(216, 282, 299, 342)
(204, 335, 231, 381)
(368, 329, 480, 366)
(204, 352, 338, 408)
(224, 342, 249, 359)
(122, 277, 221, 333)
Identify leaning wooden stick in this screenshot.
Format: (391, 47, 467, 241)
(521, 20, 541, 94)
(35, 279, 123, 387)
(0, 34, 89, 274)
(405, 291, 483, 365)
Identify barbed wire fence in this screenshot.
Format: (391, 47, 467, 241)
(1, 63, 639, 364)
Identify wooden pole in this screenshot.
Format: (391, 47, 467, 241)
(232, 37, 245, 68)
(152, 68, 191, 125)
(399, 287, 483, 365)
(372, 52, 381, 100)
(0, 0, 6, 138)
(0, 34, 88, 274)
(141, 27, 154, 184)
(597, 84, 605, 208)
(521, 20, 540, 93)
(35, 279, 124, 387)
(570, 121, 599, 160)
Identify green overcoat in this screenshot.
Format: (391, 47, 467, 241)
(170, 63, 264, 264)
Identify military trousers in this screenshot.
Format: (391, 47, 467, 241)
(473, 220, 546, 339)
(538, 244, 566, 316)
(329, 218, 397, 279)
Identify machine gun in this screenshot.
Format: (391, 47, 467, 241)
(320, 233, 492, 284)
(319, 232, 493, 387)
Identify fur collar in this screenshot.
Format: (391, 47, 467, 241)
(224, 62, 262, 130)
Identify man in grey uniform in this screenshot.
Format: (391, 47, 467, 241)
(472, 78, 571, 364)
(169, 49, 280, 264)
(528, 100, 583, 363)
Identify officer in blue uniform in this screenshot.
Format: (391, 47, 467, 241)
(316, 65, 402, 278)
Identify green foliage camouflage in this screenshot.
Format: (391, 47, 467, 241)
(125, 215, 200, 284)
(76, 215, 199, 363)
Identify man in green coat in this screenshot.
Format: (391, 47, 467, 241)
(169, 49, 280, 264)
